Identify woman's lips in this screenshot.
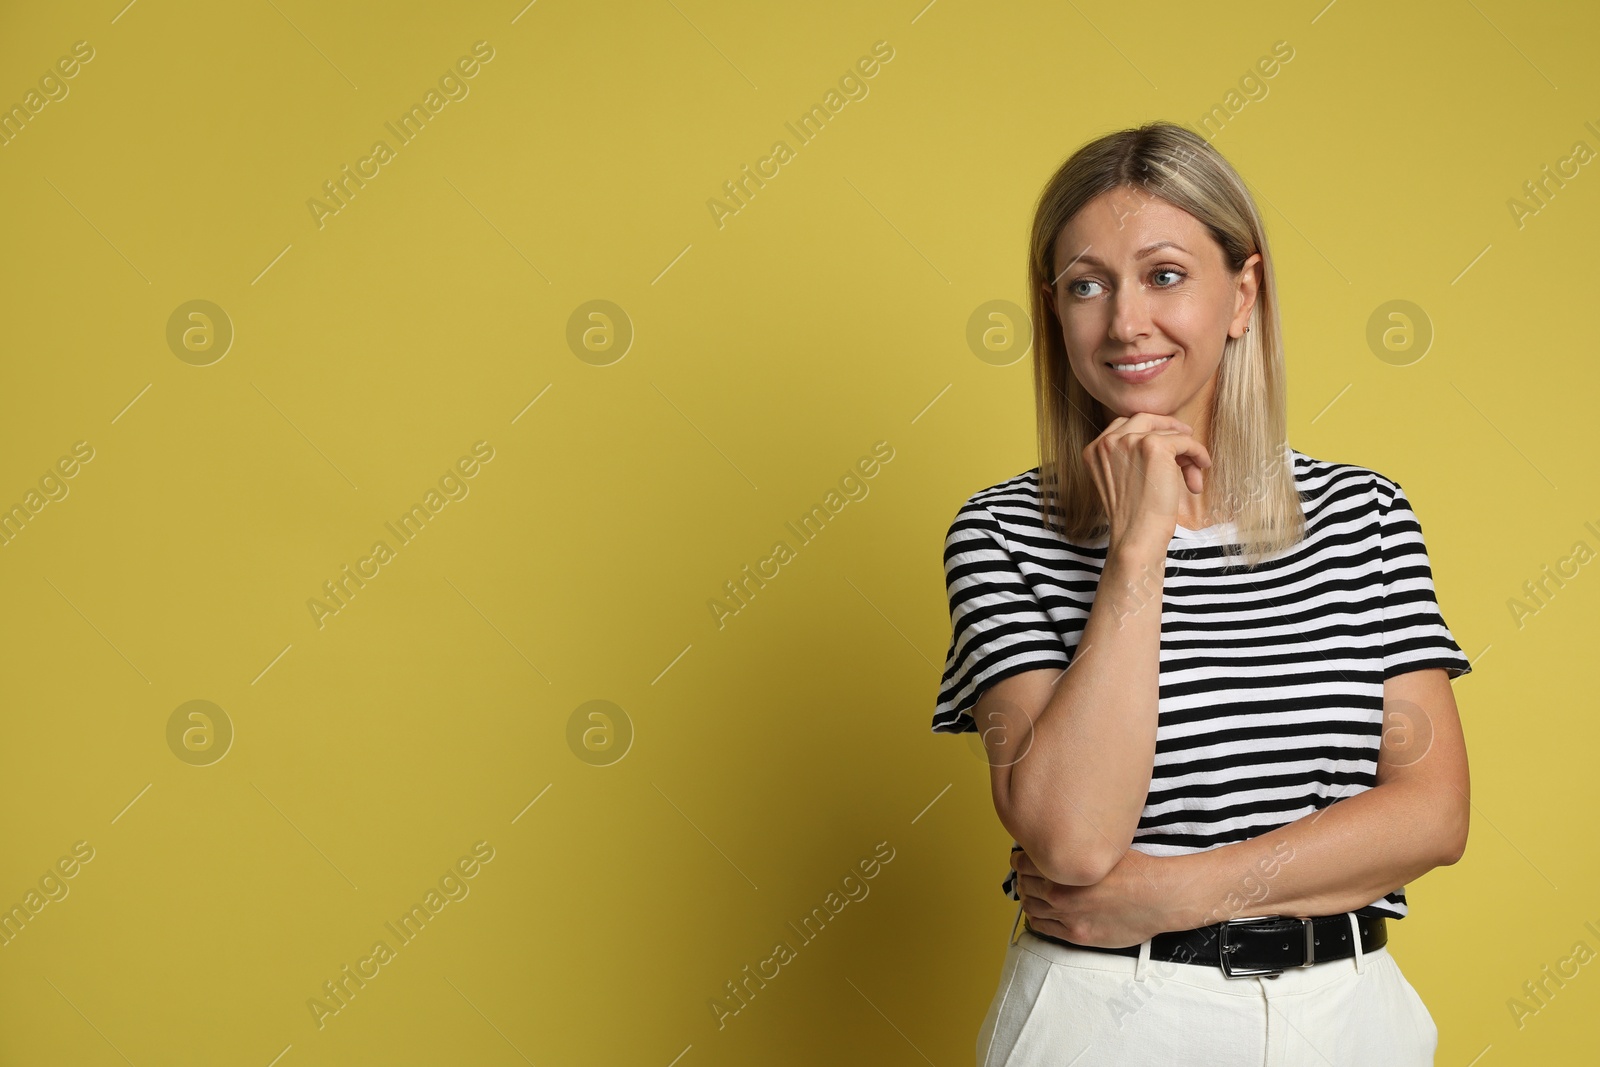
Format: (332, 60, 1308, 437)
(1105, 353, 1174, 383)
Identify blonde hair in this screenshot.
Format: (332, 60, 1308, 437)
(1028, 121, 1304, 568)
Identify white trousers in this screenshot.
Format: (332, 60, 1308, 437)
(977, 909, 1439, 1067)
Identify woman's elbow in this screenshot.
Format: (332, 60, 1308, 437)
(1432, 780, 1471, 866)
(1436, 808, 1470, 866)
(1001, 817, 1113, 886)
(995, 787, 1125, 886)
(1036, 838, 1120, 886)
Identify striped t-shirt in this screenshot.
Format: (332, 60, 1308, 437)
(933, 448, 1472, 920)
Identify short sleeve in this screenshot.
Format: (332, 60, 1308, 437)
(932, 502, 1073, 733)
(1379, 480, 1472, 681)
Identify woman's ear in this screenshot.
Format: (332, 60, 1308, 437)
(1231, 252, 1263, 332)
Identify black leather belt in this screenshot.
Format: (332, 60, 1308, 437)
(1024, 912, 1387, 979)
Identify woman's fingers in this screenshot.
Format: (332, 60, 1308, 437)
(1082, 412, 1215, 550)
(1013, 850, 1060, 905)
(1167, 435, 1212, 491)
(1113, 412, 1193, 437)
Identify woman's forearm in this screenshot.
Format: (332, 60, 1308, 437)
(1004, 543, 1170, 886)
(1163, 778, 1468, 929)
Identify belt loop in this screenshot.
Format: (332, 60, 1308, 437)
(1010, 900, 1026, 946)
(1134, 937, 1153, 982)
(1347, 912, 1366, 974)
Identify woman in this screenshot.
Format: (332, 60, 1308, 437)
(933, 122, 1471, 1066)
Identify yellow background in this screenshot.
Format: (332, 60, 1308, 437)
(1, 0, 1595, 1063)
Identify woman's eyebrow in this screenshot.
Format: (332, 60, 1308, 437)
(1063, 241, 1192, 270)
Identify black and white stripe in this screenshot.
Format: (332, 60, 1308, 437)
(933, 449, 1471, 919)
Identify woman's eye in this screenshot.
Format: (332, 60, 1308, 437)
(1066, 271, 1181, 298)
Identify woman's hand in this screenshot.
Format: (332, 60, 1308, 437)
(1012, 845, 1188, 949)
(1082, 412, 1212, 557)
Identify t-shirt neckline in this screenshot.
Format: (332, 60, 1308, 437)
(1172, 519, 1239, 547)
(1169, 447, 1302, 547)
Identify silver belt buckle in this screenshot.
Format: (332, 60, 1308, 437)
(1219, 915, 1315, 978)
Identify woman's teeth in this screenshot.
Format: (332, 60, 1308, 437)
(1113, 355, 1172, 371)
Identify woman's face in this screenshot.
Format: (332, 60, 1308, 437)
(1042, 187, 1261, 436)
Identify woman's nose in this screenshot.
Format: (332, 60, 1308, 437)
(1107, 289, 1156, 341)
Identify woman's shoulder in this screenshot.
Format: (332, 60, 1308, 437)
(943, 466, 1089, 555)
(944, 467, 1048, 529)
(1286, 447, 1406, 507)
